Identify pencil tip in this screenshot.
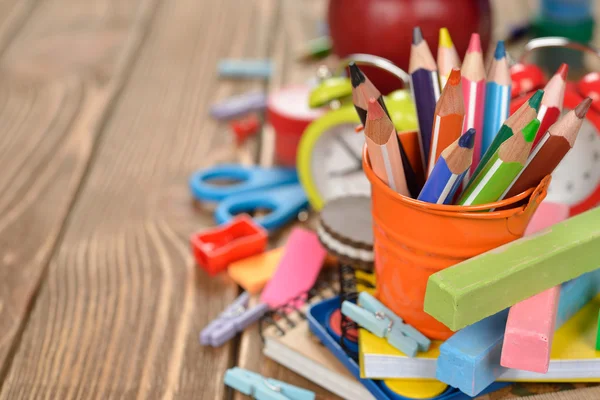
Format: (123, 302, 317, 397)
(494, 40, 506, 60)
(467, 33, 481, 53)
(348, 62, 365, 88)
(413, 26, 424, 45)
(523, 119, 541, 142)
(459, 128, 476, 149)
(367, 97, 385, 119)
(439, 27, 453, 48)
(556, 63, 569, 80)
(447, 68, 461, 85)
(528, 89, 544, 112)
(575, 97, 593, 118)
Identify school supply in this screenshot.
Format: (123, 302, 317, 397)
(227, 247, 284, 294)
(459, 118, 539, 206)
(427, 68, 465, 177)
(409, 26, 441, 172)
(210, 91, 268, 120)
(230, 113, 260, 145)
(500, 202, 570, 373)
(534, 63, 568, 147)
(437, 28, 461, 89)
(597, 310, 600, 351)
(341, 292, 430, 358)
(200, 228, 326, 347)
(481, 41, 511, 156)
(418, 128, 475, 204)
(188, 164, 307, 231)
(297, 36, 332, 61)
(460, 33, 486, 178)
(190, 215, 267, 275)
(501, 97, 591, 200)
(223, 367, 315, 400)
(218, 59, 273, 79)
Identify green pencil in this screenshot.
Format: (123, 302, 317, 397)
(464, 90, 543, 192)
(459, 118, 540, 206)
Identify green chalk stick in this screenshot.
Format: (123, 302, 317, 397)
(596, 309, 600, 351)
(424, 207, 600, 331)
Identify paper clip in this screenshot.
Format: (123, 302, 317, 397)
(341, 292, 430, 357)
(200, 292, 268, 347)
(224, 367, 315, 400)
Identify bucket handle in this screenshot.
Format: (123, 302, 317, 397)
(506, 175, 552, 236)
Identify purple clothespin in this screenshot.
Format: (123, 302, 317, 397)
(210, 91, 267, 120)
(200, 291, 269, 347)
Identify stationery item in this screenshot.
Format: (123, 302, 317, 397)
(364, 98, 410, 196)
(224, 367, 315, 400)
(230, 113, 260, 145)
(424, 206, 600, 332)
(458, 118, 539, 206)
(460, 33, 486, 179)
(437, 28, 461, 89)
(227, 247, 284, 294)
(316, 195, 373, 269)
(341, 292, 431, 358)
(501, 97, 591, 200)
(297, 36, 332, 61)
(410, 26, 441, 173)
(427, 68, 465, 176)
(189, 164, 307, 231)
(218, 59, 273, 79)
(534, 63, 568, 147)
(200, 228, 326, 347)
(418, 128, 475, 204)
(466, 90, 543, 193)
(481, 41, 511, 156)
(210, 91, 268, 120)
(597, 309, 600, 351)
(190, 215, 268, 275)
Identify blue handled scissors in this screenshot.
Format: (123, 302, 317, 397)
(189, 164, 308, 231)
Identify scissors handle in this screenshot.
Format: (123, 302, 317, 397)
(189, 165, 299, 202)
(214, 184, 308, 231)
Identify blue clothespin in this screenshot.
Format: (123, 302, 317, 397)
(341, 292, 431, 357)
(200, 292, 269, 347)
(224, 367, 315, 400)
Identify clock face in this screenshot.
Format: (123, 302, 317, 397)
(309, 122, 371, 202)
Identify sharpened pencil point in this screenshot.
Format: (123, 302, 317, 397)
(447, 68, 461, 85)
(528, 90, 544, 112)
(494, 40, 506, 60)
(459, 128, 476, 149)
(556, 63, 569, 80)
(439, 28, 453, 48)
(522, 119, 541, 142)
(367, 97, 385, 119)
(413, 26, 424, 45)
(348, 62, 365, 88)
(575, 97, 593, 118)
(467, 33, 481, 53)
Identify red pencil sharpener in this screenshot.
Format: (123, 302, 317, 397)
(190, 215, 268, 276)
(230, 114, 260, 145)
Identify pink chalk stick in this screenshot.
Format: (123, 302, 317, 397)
(500, 202, 570, 373)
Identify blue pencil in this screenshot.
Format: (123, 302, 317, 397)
(481, 41, 511, 155)
(417, 128, 476, 204)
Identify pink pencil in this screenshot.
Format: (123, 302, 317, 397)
(500, 202, 570, 373)
(460, 34, 486, 181)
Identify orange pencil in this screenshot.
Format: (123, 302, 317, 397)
(427, 68, 465, 176)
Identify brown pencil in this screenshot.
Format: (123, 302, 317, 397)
(501, 97, 592, 199)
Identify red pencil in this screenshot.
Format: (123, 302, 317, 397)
(534, 63, 568, 148)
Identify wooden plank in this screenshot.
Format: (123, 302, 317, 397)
(0, 0, 278, 398)
(0, 0, 159, 382)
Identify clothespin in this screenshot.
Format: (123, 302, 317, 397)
(341, 292, 431, 357)
(224, 367, 315, 400)
(200, 292, 268, 347)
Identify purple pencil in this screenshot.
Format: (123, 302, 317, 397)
(409, 26, 441, 173)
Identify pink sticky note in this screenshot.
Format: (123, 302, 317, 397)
(500, 201, 570, 373)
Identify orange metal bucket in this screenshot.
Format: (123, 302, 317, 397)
(363, 147, 550, 339)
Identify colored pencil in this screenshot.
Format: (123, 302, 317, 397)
(437, 28, 461, 89)
(410, 26, 441, 173)
(481, 41, 511, 156)
(500, 97, 591, 199)
(464, 89, 543, 193)
(364, 98, 410, 196)
(461, 33, 486, 179)
(427, 68, 465, 176)
(350, 63, 420, 197)
(458, 118, 539, 206)
(418, 128, 475, 204)
(534, 63, 568, 148)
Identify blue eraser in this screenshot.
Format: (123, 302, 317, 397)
(218, 59, 273, 79)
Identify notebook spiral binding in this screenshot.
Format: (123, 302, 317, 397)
(259, 268, 338, 342)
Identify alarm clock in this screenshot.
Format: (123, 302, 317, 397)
(509, 37, 600, 216)
(297, 54, 419, 211)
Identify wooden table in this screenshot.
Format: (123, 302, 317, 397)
(1, 0, 599, 399)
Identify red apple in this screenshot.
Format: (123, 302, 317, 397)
(328, 0, 492, 94)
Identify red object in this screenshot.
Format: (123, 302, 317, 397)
(230, 114, 260, 145)
(190, 215, 268, 276)
(327, 0, 492, 94)
(329, 309, 358, 342)
(576, 72, 600, 114)
(267, 85, 324, 166)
